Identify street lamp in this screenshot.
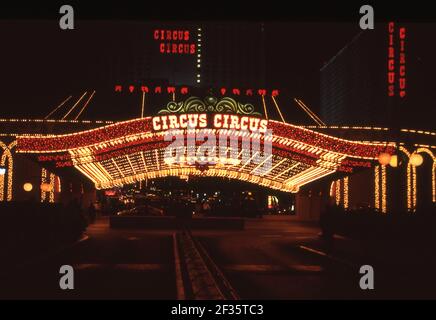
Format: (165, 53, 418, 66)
(410, 153, 423, 167)
(378, 152, 391, 165)
(379, 151, 423, 168)
(389, 154, 399, 167)
(23, 183, 33, 192)
(0, 167, 6, 176)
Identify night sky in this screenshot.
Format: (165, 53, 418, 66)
(0, 20, 434, 129)
(0, 20, 359, 122)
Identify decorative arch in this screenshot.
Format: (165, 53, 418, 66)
(415, 147, 435, 203)
(399, 146, 416, 211)
(399, 146, 436, 211)
(16, 116, 394, 194)
(0, 140, 17, 201)
(398, 145, 411, 157)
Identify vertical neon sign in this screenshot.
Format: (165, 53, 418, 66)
(387, 22, 395, 97)
(387, 22, 407, 98)
(398, 27, 406, 98)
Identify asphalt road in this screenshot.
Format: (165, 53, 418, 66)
(1, 215, 435, 299)
(195, 216, 436, 299)
(193, 217, 363, 299)
(1, 220, 177, 299)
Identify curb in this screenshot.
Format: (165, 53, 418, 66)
(173, 233, 186, 300)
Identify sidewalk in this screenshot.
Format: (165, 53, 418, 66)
(245, 215, 320, 231)
(86, 216, 110, 234)
(299, 229, 436, 272)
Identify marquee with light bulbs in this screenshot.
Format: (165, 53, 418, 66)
(15, 97, 396, 192)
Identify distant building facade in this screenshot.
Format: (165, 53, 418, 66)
(320, 23, 436, 130)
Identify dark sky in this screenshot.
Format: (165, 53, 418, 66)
(0, 20, 360, 123)
(265, 22, 361, 118)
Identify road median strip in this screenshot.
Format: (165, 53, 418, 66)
(223, 264, 323, 273)
(174, 231, 239, 300)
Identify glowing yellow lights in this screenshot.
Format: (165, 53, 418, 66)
(407, 163, 412, 211)
(401, 128, 436, 136)
(75, 90, 96, 120)
(0, 172, 4, 201)
(56, 176, 62, 193)
(17, 116, 395, 162)
(302, 126, 436, 138)
(196, 26, 202, 82)
(261, 95, 268, 120)
(389, 154, 398, 167)
(273, 162, 300, 180)
(399, 146, 411, 158)
(372, 162, 387, 213)
(69, 145, 309, 193)
(335, 179, 341, 206)
(1, 151, 13, 201)
(412, 165, 417, 211)
(400, 146, 414, 212)
(304, 125, 389, 131)
(271, 96, 286, 123)
(41, 168, 56, 203)
(17, 119, 390, 194)
(0, 140, 16, 201)
(268, 119, 396, 161)
(94, 167, 300, 193)
(49, 173, 55, 203)
(250, 154, 273, 174)
(378, 152, 391, 165)
(374, 165, 380, 210)
(141, 91, 146, 118)
(45, 95, 73, 119)
(11, 112, 434, 211)
(0, 118, 113, 124)
(62, 91, 88, 120)
(381, 165, 387, 213)
(41, 183, 52, 192)
(23, 182, 33, 192)
(294, 99, 326, 126)
(410, 153, 424, 167)
(343, 176, 349, 209)
(433, 164, 436, 203)
(401, 146, 422, 212)
(41, 168, 47, 202)
(284, 167, 333, 187)
(329, 176, 350, 210)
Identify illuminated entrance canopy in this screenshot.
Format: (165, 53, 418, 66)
(16, 97, 395, 192)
